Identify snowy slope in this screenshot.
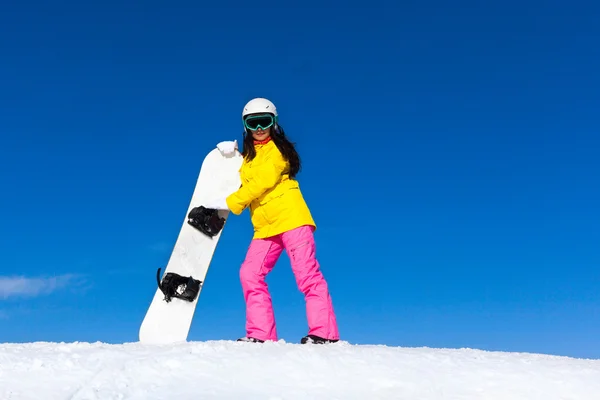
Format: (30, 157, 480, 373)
(1, 340, 599, 400)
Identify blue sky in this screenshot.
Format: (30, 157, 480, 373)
(1, 0, 599, 359)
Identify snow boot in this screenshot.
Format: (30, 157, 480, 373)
(300, 335, 339, 344)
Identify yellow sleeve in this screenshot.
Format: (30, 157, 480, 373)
(226, 152, 288, 215)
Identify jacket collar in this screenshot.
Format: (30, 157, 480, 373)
(253, 136, 272, 146)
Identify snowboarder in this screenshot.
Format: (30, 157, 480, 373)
(203, 97, 340, 344)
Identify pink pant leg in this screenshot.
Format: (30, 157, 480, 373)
(239, 236, 283, 341)
(281, 225, 340, 340)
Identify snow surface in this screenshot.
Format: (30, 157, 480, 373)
(1, 340, 599, 399)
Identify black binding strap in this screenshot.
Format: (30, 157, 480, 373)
(187, 206, 225, 238)
(156, 267, 202, 303)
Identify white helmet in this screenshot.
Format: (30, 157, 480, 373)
(242, 97, 278, 118)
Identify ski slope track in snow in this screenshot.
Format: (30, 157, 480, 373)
(1, 340, 599, 399)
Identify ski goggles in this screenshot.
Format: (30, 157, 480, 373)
(244, 113, 275, 131)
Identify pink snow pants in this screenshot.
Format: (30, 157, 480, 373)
(239, 225, 339, 342)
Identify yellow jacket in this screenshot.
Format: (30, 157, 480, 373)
(226, 139, 315, 239)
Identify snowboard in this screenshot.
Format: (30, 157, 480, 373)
(139, 146, 243, 344)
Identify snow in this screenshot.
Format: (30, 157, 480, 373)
(1, 340, 599, 399)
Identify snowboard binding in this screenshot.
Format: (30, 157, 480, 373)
(187, 206, 225, 238)
(156, 267, 202, 303)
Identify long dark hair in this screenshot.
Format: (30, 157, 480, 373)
(242, 124, 301, 178)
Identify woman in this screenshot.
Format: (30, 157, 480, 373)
(205, 97, 340, 344)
